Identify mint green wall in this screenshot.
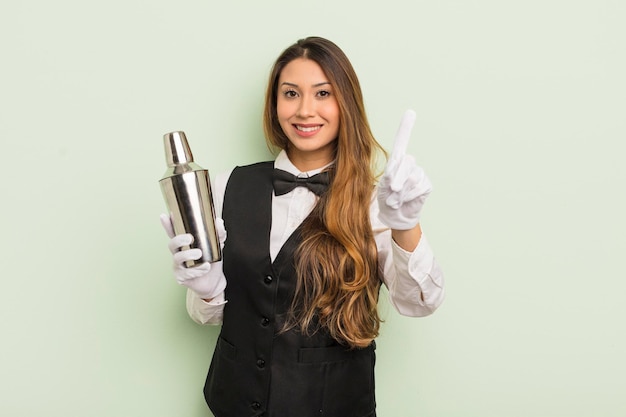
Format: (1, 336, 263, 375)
(2, 1, 625, 416)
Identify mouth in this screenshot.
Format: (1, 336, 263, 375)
(294, 124, 322, 133)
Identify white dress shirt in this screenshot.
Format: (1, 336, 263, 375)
(186, 150, 445, 325)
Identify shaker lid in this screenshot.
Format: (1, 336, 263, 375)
(164, 131, 194, 166)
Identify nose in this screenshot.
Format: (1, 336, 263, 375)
(296, 95, 315, 118)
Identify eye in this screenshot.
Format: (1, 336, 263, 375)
(282, 89, 298, 98)
(317, 90, 331, 98)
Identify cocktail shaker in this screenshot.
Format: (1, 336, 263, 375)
(159, 131, 221, 266)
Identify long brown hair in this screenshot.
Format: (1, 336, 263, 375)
(263, 37, 385, 348)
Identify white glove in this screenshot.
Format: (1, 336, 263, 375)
(377, 110, 432, 230)
(160, 213, 227, 300)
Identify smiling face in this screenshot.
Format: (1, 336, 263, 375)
(276, 58, 340, 171)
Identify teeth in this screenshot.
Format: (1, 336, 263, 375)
(296, 125, 320, 132)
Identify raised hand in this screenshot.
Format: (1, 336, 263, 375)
(377, 110, 432, 230)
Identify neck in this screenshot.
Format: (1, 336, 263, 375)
(286, 149, 335, 172)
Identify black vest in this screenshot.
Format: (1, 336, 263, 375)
(204, 162, 376, 417)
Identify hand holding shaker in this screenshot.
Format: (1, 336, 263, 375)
(159, 131, 222, 267)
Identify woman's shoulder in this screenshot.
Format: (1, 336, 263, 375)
(234, 160, 275, 171)
(215, 160, 274, 184)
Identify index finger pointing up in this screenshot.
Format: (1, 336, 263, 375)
(390, 109, 417, 162)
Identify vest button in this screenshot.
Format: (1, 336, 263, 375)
(264, 275, 273, 284)
(256, 359, 266, 368)
(261, 317, 270, 327)
(251, 402, 261, 410)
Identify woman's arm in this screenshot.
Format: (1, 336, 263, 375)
(372, 198, 445, 317)
(183, 168, 233, 325)
(391, 223, 422, 252)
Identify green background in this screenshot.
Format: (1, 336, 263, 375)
(2, 1, 624, 416)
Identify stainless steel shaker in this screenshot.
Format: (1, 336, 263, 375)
(159, 131, 221, 266)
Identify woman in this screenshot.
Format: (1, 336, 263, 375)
(161, 36, 444, 417)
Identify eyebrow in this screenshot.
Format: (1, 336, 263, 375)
(280, 81, 331, 88)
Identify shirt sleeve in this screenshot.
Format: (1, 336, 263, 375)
(184, 168, 232, 326)
(371, 195, 445, 317)
(186, 289, 227, 325)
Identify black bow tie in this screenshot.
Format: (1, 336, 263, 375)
(272, 168, 330, 196)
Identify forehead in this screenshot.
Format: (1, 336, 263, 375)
(279, 58, 329, 84)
